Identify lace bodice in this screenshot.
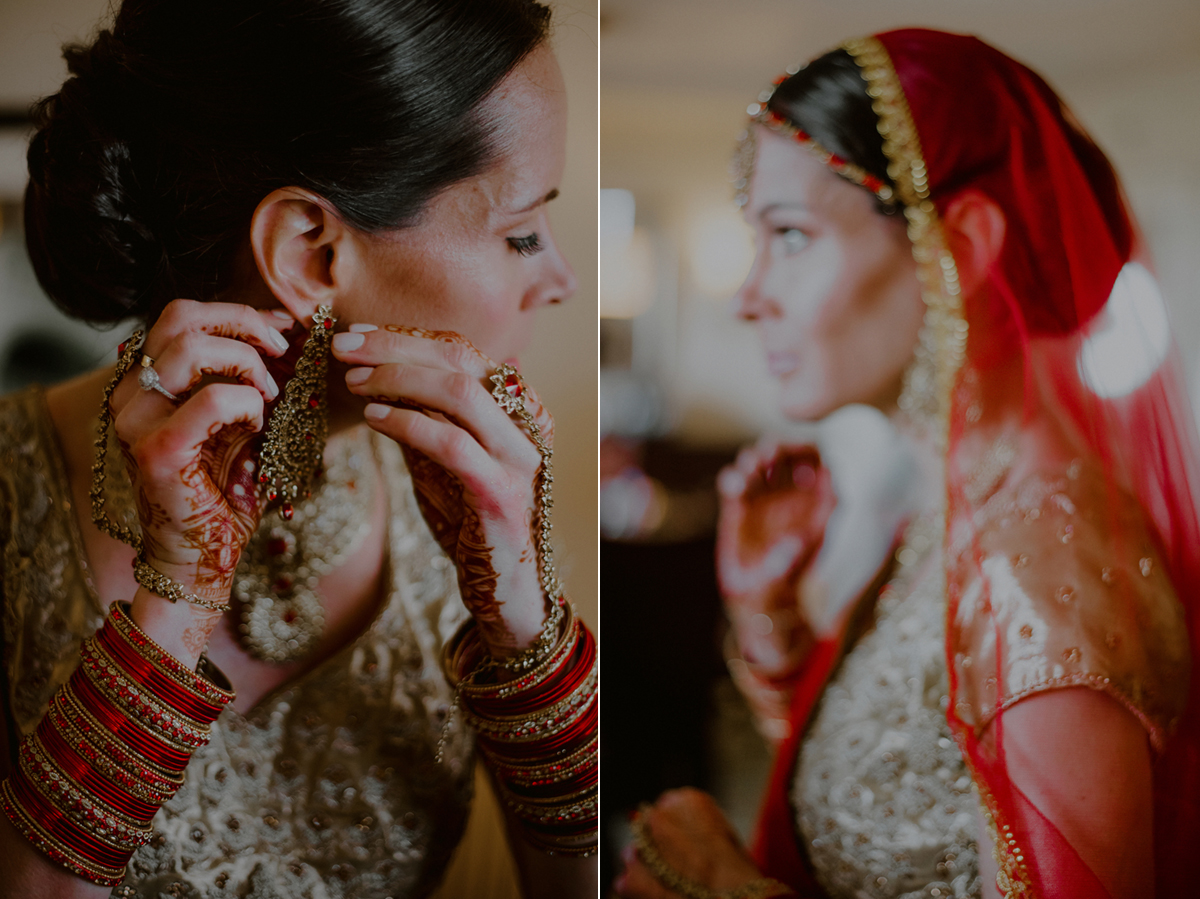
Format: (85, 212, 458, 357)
(0, 387, 474, 899)
(793, 522, 981, 899)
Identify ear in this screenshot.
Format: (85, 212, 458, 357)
(940, 190, 1006, 298)
(250, 188, 351, 324)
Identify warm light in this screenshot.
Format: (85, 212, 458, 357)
(687, 205, 755, 297)
(1078, 262, 1170, 398)
(601, 189, 656, 319)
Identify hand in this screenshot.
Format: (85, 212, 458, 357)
(615, 788, 766, 898)
(716, 441, 834, 680)
(333, 324, 552, 655)
(108, 299, 291, 604)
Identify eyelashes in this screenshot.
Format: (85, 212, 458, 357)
(506, 233, 543, 257)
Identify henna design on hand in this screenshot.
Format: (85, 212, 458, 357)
(456, 507, 513, 649)
(402, 446, 464, 558)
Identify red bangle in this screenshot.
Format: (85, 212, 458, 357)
(67, 675, 193, 771)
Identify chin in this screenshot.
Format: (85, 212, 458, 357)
(778, 389, 841, 424)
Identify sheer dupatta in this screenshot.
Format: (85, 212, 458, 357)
(751, 29, 1200, 898)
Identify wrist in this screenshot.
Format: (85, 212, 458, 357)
(129, 586, 226, 669)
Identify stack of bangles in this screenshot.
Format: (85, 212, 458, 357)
(443, 596, 598, 856)
(0, 602, 235, 886)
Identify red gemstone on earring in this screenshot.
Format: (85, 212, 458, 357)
(313, 358, 322, 367)
(308, 394, 320, 409)
(267, 488, 278, 502)
(266, 537, 288, 557)
(281, 503, 294, 520)
(259, 473, 269, 484)
(118, 341, 127, 355)
(504, 374, 522, 397)
(324, 318, 333, 330)
(304, 432, 314, 441)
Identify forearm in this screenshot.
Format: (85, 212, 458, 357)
(505, 812, 598, 899)
(0, 603, 234, 891)
(0, 814, 112, 899)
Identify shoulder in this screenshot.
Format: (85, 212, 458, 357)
(0, 385, 104, 735)
(949, 458, 1189, 750)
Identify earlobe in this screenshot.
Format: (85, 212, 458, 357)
(941, 190, 1006, 297)
(250, 188, 347, 322)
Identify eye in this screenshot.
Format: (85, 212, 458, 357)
(775, 227, 809, 256)
(506, 233, 543, 257)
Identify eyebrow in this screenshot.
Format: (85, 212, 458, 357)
(757, 202, 808, 218)
(510, 188, 560, 216)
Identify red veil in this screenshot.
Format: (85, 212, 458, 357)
(749, 29, 1200, 898)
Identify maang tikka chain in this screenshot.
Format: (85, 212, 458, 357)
(257, 305, 336, 520)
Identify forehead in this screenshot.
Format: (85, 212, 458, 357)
(745, 126, 857, 216)
(463, 44, 568, 218)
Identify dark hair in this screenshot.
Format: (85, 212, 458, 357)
(25, 0, 552, 324)
(766, 48, 896, 212)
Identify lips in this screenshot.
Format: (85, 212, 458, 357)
(766, 351, 799, 378)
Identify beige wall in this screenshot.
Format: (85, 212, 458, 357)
(601, 0, 1200, 444)
(0, 0, 598, 632)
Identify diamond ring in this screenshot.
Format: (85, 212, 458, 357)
(138, 356, 179, 401)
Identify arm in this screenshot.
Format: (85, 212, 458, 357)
(333, 325, 597, 893)
(1, 301, 289, 894)
(977, 688, 1153, 899)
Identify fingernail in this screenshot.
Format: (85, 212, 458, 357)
(348, 322, 378, 333)
(270, 309, 293, 321)
(333, 332, 365, 353)
(364, 403, 390, 421)
(270, 330, 290, 353)
(345, 367, 371, 386)
(267, 373, 279, 398)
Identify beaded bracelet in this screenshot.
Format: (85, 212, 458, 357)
(1, 602, 235, 886)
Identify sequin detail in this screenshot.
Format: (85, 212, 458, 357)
(794, 524, 981, 899)
(0, 389, 474, 898)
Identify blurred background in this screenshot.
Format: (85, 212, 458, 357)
(0, 1, 596, 896)
(599, 0, 1200, 890)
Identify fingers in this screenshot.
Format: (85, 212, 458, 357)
(363, 404, 501, 498)
(334, 324, 494, 378)
(346, 362, 537, 465)
(111, 303, 293, 418)
(122, 383, 265, 484)
(154, 332, 279, 400)
(332, 324, 555, 441)
(145, 299, 293, 360)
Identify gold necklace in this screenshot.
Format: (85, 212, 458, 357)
(234, 428, 377, 663)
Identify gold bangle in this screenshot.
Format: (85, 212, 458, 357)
(47, 700, 177, 805)
(78, 640, 210, 750)
(482, 736, 598, 787)
(109, 602, 236, 706)
(19, 738, 153, 851)
(57, 686, 186, 783)
(0, 780, 128, 886)
(465, 658, 597, 741)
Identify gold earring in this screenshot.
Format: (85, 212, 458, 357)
(257, 305, 335, 519)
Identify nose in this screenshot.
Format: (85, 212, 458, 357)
(733, 252, 771, 321)
(527, 230, 577, 308)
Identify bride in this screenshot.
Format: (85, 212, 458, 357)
(0, 0, 596, 896)
(618, 28, 1200, 899)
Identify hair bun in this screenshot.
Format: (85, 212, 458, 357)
(24, 30, 165, 324)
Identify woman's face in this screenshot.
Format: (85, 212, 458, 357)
(341, 44, 576, 365)
(736, 126, 924, 420)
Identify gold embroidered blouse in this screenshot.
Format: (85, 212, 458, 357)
(0, 386, 475, 899)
